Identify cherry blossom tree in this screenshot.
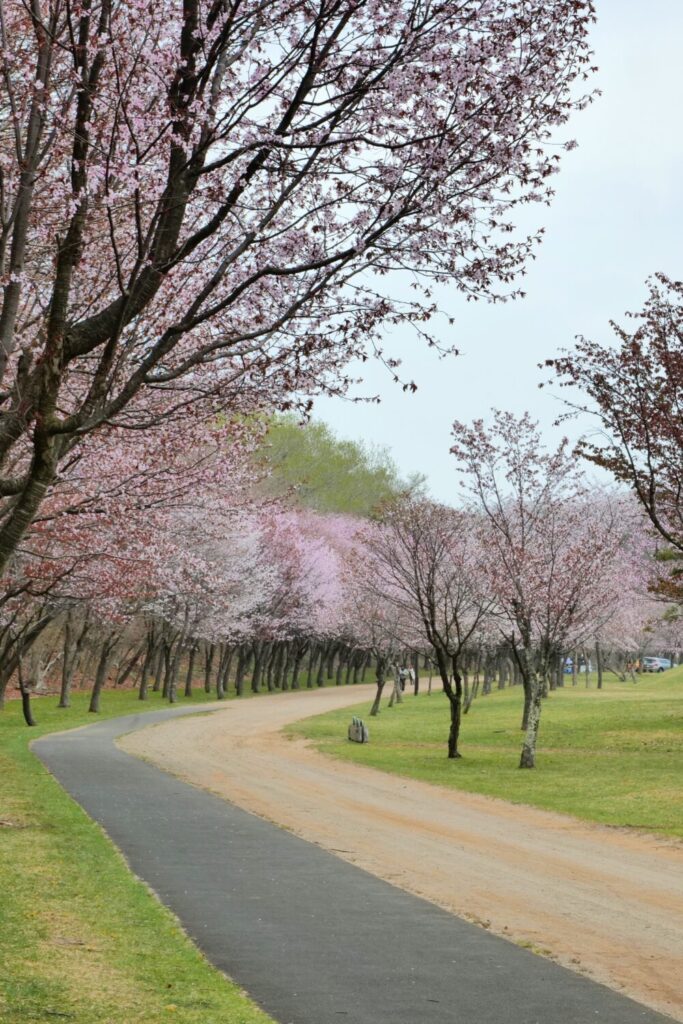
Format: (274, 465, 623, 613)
(0, 408, 261, 712)
(547, 274, 683, 596)
(0, 0, 596, 576)
(351, 500, 494, 755)
(451, 412, 639, 768)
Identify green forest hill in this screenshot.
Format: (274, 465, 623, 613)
(254, 415, 425, 517)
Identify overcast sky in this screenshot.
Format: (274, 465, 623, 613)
(315, 0, 683, 502)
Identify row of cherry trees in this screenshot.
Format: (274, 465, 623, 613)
(0, 0, 596, 580)
(4, 400, 677, 773)
(352, 413, 662, 768)
(0, 0, 604, 751)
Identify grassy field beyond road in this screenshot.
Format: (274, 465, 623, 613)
(289, 671, 683, 838)
(0, 691, 273, 1024)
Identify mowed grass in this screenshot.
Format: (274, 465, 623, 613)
(0, 689, 273, 1024)
(289, 669, 683, 838)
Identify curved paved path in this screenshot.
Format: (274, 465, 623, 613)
(35, 704, 675, 1024)
(120, 686, 683, 1019)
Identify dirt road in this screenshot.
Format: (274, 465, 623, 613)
(120, 686, 683, 1021)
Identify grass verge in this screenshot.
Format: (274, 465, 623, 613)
(0, 690, 274, 1024)
(288, 669, 683, 838)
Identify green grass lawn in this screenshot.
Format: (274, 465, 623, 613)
(0, 689, 274, 1024)
(289, 669, 683, 838)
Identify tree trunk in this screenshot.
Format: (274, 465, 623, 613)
(445, 657, 463, 759)
(251, 643, 265, 693)
(58, 614, 75, 709)
(291, 644, 305, 690)
(276, 644, 288, 690)
(388, 665, 403, 706)
(596, 641, 603, 690)
(139, 640, 156, 701)
(306, 646, 316, 689)
(204, 643, 215, 694)
(370, 658, 386, 716)
(184, 644, 197, 697)
(555, 655, 564, 689)
(521, 677, 532, 730)
(264, 643, 277, 691)
(161, 642, 173, 699)
(316, 645, 326, 687)
(152, 643, 165, 692)
(519, 672, 542, 769)
(335, 649, 345, 686)
(235, 646, 247, 697)
(116, 642, 145, 688)
(17, 661, 36, 727)
(89, 637, 115, 713)
(217, 645, 233, 700)
(447, 693, 461, 758)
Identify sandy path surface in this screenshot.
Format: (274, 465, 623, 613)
(120, 686, 683, 1021)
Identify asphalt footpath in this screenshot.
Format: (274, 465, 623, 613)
(34, 708, 676, 1024)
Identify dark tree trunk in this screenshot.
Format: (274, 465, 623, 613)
(116, 642, 145, 688)
(184, 644, 197, 697)
(445, 657, 463, 759)
(370, 657, 387, 716)
(251, 642, 265, 693)
(161, 642, 174, 699)
(89, 637, 116, 713)
(521, 678, 532, 730)
(306, 645, 317, 689)
(17, 662, 36, 727)
(217, 645, 233, 700)
(276, 644, 288, 690)
(139, 640, 156, 701)
(596, 642, 603, 690)
(58, 614, 75, 709)
(291, 643, 305, 690)
(234, 646, 247, 697)
(168, 638, 186, 704)
(152, 643, 165, 692)
(203, 643, 215, 694)
(482, 654, 494, 696)
(316, 646, 326, 687)
(266, 643, 279, 691)
(555, 655, 565, 689)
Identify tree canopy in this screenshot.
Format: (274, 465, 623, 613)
(255, 416, 424, 518)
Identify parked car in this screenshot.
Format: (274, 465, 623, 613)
(642, 657, 672, 672)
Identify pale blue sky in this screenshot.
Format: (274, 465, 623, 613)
(316, 1, 683, 502)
